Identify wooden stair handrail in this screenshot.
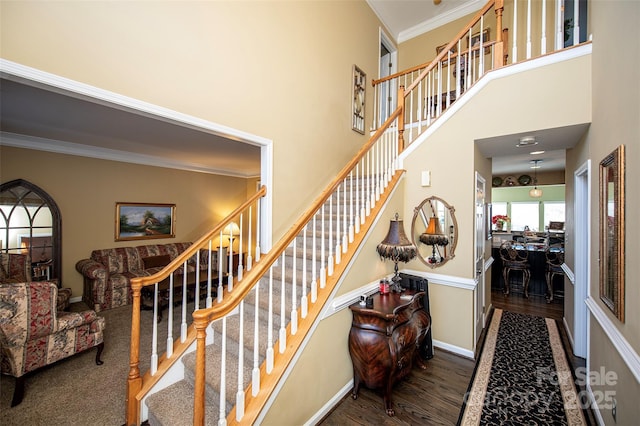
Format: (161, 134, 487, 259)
(405, 0, 499, 94)
(372, 40, 498, 86)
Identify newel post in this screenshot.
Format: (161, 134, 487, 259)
(397, 85, 405, 152)
(493, 0, 506, 68)
(126, 280, 143, 426)
(193, 315, 208, 425)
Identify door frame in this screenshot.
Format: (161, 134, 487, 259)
(474, 172, 487, 348)
(377, 28, 398, 129)
(573, 160, 590, 358)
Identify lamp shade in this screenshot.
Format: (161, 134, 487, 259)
(376, 214, 417, 263)
(223, 221, 241, 236)
(529, 187, 543, 198)
(419, 217, 449, 246)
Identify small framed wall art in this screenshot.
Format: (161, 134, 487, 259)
(352, 65, 366, 134)
(115, 202, 176, 241)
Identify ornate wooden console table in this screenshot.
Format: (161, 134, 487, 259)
(348, 290, 431, 416)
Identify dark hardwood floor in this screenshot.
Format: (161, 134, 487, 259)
(319, 290, 592, 425)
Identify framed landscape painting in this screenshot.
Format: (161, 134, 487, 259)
(115, 202, 175, 241)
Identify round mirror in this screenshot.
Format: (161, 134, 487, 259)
(411, 196, 457, 268)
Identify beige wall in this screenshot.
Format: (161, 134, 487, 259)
(0, 0, 381, 242)
(0, 146, 250, 297)
(582, 1, 640, 423)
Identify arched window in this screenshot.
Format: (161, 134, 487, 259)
(0, 179, 62, 281)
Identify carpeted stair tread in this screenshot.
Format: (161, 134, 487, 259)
(146, 381, 218, 426)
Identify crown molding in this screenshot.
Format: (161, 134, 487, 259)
(398, 0, 485, 43)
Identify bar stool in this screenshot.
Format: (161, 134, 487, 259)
(545, 246, 565, 303)
(499, 240, 531, 297)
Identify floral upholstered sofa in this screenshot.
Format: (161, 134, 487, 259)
(0, 253, 72, 311)
(75, 242, 217, 312)
(0, 281, 105, 406)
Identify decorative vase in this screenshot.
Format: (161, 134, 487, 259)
(496, 221, 504, 231)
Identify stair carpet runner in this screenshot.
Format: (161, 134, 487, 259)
(146, 178, 379, 425)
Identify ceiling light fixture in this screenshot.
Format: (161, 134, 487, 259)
(530, 150, 545, 155)
(516, 136, 538, 147)
(529, 159, 543, 198)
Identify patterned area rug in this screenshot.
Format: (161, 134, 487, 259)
(458, 309, 586, 425)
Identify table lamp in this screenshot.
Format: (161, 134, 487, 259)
(376, 213, 417, 292)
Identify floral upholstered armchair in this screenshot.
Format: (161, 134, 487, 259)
(0, 281, 105, 406)
(0, 253, 72, 311)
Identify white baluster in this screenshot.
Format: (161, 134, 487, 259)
(572, 0, 580, 46)
(217, 234, 224, 303)
(219, 316, 227, 425)
(291, 240, 298, 335)
(301, 225, 308, 318)
(349, 172, 355, 241)
(247, 206, 253, 271)
(166, 274, 174, 358)
(227, 225, 233, 292)
(335, 183, 341, 264)
(206, 240, 213, 308)
(480, 17, 485, 76)
(526, 0, 532, 59)
(236, 300, 245, 421)
(327, 196, 334, 276)
(311, 213, 318, 301)
(255, 195, 261, 263)
(194, 250, 200, 311)
(342, 179, 348, 253)
(266, 268, 274, 373)
(151, 282, 158, 375)
(252, 283, 260, 396)
(540, 0, 547, 55)
(555, 0, 564, 51)
(360, 158, 366, 225)
(513, 0, 519, 62)
(366, 151, 372, 216)
(181, 261, 188, 341)
(279, 252, 287, 353)
(376, 140, 382, 201)
(237, 214, 244, 281)
(320, 205, 327, 287)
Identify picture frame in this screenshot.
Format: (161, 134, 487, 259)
(115, 202, 176, 241)
(599, 145, 625, 322)
(467, 28, 491, 55)
(352, 65, 366, 134)
(436, 42, 457, 55)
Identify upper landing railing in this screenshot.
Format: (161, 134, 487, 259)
(372, 0, 588, 146)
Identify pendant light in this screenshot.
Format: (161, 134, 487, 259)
(529, 159, 543, 198)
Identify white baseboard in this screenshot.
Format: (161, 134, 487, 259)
(304, 381, 353, 425)
(434, 339, 475, 359)
(70, 296, 83, 304)
(562, 316, 576, 354)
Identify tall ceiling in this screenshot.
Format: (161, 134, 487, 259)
(1, 1, 581, 177)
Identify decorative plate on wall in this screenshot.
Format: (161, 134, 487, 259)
(518, 174, 532, 185)
(492, 177, 503, 187)
(504, 176, 517, 186)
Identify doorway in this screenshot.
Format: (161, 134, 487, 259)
(376, 29, 398, 129)
(573, 160, 590, 358)
(474, 172, 487, 349)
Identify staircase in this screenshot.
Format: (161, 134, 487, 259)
(126, 0, 590, 423)
(145, 200, 339, 424)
